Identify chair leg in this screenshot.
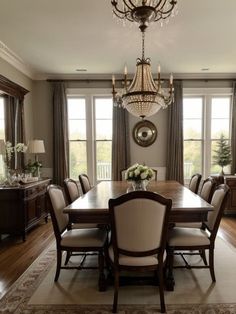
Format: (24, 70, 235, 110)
(112, 269, 119, 313)
(166, 248, 175, 291)
(200, 249, 207, 265)
(158, 265, 166, 313)
(55, 249, 62, 282)
(209, 247, 216, 282)
(98, 251, 106, 291)
(64, 251, 71, 265)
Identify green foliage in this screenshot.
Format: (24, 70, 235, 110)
(25, 160, 42, 176)
(213, 134, 231, 170)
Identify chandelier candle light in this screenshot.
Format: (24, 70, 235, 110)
(111, 0, 177, 118)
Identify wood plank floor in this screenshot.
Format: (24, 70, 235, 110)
(0, 216, 236, 299)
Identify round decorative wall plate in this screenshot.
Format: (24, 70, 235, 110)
(132, 120, 157, 147)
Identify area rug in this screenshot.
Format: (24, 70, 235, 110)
(0, 237, 236, 314)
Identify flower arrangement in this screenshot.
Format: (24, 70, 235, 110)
(4, 141, 27, 167)
(125, 163, 154, 182)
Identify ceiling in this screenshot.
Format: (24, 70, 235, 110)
(0, 0, 236, 79)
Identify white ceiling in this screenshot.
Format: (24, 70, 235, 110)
(0, 0, 236, 79)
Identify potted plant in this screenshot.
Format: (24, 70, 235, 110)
(213, 134, 231, 175)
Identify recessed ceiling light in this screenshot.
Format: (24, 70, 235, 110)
(201, 68, 210, 71)
(76, 69, 87, 72)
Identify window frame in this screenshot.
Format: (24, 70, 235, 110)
(183, 87, 232, 181)
(67, 88, 112, 184)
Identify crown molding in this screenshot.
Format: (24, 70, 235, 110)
(0, 40, 36, 80)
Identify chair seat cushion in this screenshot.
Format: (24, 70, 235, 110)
(168, 227, 210, 247)
(61, 228, 107, 248)
(108, 246, 166, 266)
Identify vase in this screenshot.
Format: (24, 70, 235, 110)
(131, 180, 148, 191)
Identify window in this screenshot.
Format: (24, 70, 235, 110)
(95, 97, 112, 180)
(67, 91, 113, 183)
(183, 90, 232, 181)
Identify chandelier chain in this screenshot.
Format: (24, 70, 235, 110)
(142, 31, 145, 60)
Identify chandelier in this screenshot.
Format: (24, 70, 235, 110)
(111, 0, 177, 119)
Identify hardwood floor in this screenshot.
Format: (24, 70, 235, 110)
(0, 220, 54, 298)
(0, 216, 236, 299)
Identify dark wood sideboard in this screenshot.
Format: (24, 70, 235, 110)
(211, 175, 236, 215)
(0, 178, 51, 241)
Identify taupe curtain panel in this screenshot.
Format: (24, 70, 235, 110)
(4, 96, 25, 170)
(166, 80, 184, 184)
(112, 106, 130, 180)
(52, 82, 69, 185)
(231, 81, 236, 174)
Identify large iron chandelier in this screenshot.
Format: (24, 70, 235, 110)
(111, 0, 177, 119)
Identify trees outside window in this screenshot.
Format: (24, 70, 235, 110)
(183, 89, 232, 182)
(67, 91, 112, 183)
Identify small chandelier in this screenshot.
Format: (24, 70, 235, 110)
(111, 0, 177, 119)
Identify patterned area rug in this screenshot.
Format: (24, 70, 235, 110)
(1, 238, 236, 314)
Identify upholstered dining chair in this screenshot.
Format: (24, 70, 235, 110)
(79, 173, 92, 194)
(189, 173, 202, 194)
(176, 177, 216, 228)
(108, 190, 172, 313)
(63, 178, 97, 229)
(167, 184, 229, 283)
(63, 178, 80, 204)
(120, 168, 158, 181)
(47, 184, 107, 291)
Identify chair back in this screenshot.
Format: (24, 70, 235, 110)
(109, 191, 172, 259)
(79, 173, 92, 194)
(63, 178, 80, 204)
(199, 177, 216, 203)
(47, 185, 69, 238)
(189, 173, 202, 194)
(205, 184, 229, 234)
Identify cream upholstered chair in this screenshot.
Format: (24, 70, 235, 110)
(176, 177, 216, 228)
(120, 168, 158, 181)
(63, 178, 80, 203)
(47, 184, 107, 291)
(63, 178, 97, 229)
(189, 173, 202, 194)
(79, 173, 92, 194)
(108, 191, 172, 313)
(167, 184, 229, 284)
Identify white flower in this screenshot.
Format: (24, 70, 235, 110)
(15, 143, 27, 153)
(134, 169, 140, 176)
(125, 163, 154, 182)
(140, 171, 148, 180)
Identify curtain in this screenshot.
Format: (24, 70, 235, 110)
(231, 81, 236, 174)
(166, 80, 184, 184)
(52, 82, 69, 185)
(4, 96, 25, 170)
(112, 106, 130, 180)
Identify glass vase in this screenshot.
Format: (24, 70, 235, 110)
(131, 180, 148, 191)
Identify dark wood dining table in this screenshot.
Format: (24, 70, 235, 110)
(63, 180, 213, 291)
(63, 180, 213, 224)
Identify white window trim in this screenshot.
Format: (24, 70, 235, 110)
(67, 88, 112, 184)
(183, 87, 233, 179)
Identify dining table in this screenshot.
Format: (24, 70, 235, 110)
(63, 180, 213, 291)
(63, 180, 213, 224)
